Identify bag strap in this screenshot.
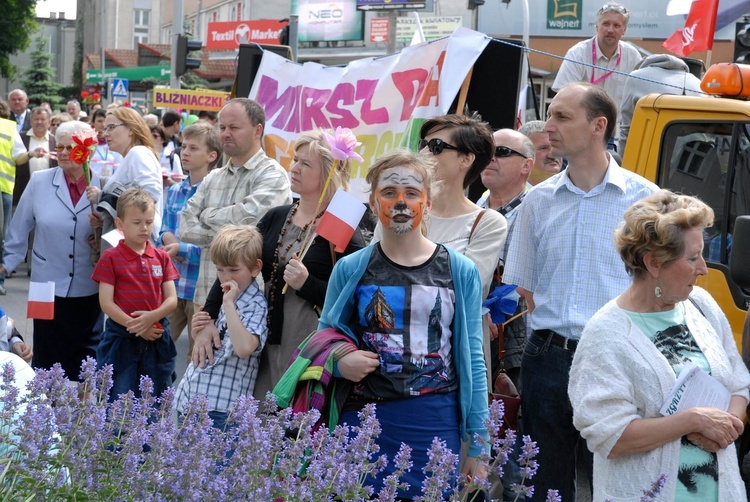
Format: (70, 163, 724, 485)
(497, 321, 507, 363)
(468, 209, 486, 242)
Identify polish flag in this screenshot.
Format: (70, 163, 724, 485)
(27, 281, 55, 320)
(316, 189, 366, 252)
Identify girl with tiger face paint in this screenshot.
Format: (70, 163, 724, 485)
(371, 166, 429, 235)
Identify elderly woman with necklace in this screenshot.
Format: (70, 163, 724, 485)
(193, 130, 365, 398)
(569, 190, 750, 501)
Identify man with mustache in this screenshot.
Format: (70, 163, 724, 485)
(519, 120, 562, 186)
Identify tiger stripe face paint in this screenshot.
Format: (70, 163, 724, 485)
(373, 166, 428, 235)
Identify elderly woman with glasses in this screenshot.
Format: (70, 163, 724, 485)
(0, 121, 105, 380)
(86, 107, 162, 253)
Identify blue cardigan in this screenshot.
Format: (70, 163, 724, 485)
(318, 243, 490, 456)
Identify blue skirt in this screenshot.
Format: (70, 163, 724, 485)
(339, 392, 460, 500)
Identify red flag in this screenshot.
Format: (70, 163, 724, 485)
(662, 0, 719, 56)
(27, 281, 55, 320)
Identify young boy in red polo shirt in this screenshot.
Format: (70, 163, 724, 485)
(93, 187, 179, 401)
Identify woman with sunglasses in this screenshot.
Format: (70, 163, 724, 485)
(0, 121, 104, 380)
(86, 107, 163, 253)
(417, 114, 506, 300)
(49, 112, 72, 139)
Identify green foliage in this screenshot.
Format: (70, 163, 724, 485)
(20, 35, 64, 108)
(181, 71, 209, 90)
(0, 0, 38, 78)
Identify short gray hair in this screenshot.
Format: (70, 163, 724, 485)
(56, 121, 93, 142)
(518, 120, 546, 136)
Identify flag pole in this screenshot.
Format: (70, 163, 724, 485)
(706, 50, 712, 68)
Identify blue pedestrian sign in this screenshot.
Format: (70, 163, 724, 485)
(112, 78, 129, 98)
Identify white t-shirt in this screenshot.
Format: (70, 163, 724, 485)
(103, 145, 163, 240)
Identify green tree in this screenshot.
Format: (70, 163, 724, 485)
(0, 0, 37, 78)
(21, 34, 64, 108)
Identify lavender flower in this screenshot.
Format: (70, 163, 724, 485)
(416, 438, 459, 502)
(640, 473, 668, 502)
(0, 359, 517, 501)
(546, 489, 562, 502)
(509, 435, 540, 500)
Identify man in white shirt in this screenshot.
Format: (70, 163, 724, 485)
(552, 2, 641, 120)
(504, 83, 657, 500)
(14, 107, 57, 206)
(8, 90, 30, 133)
(66, 100, 81, 121)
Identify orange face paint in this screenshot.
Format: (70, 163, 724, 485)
(373, 166, 427, 235)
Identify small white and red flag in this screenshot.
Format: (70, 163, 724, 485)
(27, 281, 55, 320)
(316, 189, 366, 252)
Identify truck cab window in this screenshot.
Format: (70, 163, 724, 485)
(660, 122, 737, 263)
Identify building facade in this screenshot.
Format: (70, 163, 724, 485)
(0, 14, 77, 99)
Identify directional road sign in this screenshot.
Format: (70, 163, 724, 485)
(85, 65, 171, 84)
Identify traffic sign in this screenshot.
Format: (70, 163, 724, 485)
(112, 79, 129, 98)
(85, 65, 171, 83)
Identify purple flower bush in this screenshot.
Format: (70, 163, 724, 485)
(0, 359, 664, 501)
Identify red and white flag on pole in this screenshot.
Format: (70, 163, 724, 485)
(662, 0, 719, 56)
(316, 189, 366, 252)
(27, 281, 55, 320)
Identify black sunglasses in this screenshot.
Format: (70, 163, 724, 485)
(494, 146, 528, 159)
(418, 138, 460, 155)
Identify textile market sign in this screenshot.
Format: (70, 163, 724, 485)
(249, 27, 489, 201)
(152, 88, 231, 112)
(206, 20, 287, 50)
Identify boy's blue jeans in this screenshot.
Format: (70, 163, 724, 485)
(97, 317, 176, 402)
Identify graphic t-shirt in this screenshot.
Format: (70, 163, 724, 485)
(626, 304, 718, 501)
(351, 243, 457, 401)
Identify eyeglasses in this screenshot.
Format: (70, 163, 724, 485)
(104, 123, 126, 133)
(54, 144, 75, 153)
(494, 146, 529, 159)
(598, 3, 629, 15)
(418, 138, 460, 155)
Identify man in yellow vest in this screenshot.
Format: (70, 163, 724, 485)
(0, 99, 36, 295)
